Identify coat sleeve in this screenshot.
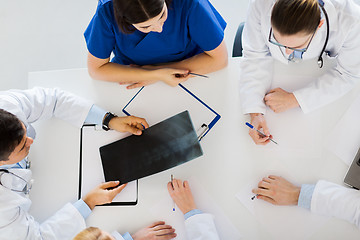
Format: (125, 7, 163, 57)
(0, 200, 86, 240)
(311, 180, 360, 228)
(184, 213, 220, 240)
(0, 87, 93, 128)
(293, 20, 360, 114)
(239, 0, 274, 115)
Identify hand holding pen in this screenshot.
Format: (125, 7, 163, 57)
(246, 113, 277, 145)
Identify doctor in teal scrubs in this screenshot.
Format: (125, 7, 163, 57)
(84, 0, 227, 89)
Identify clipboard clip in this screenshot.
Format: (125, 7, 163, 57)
(197, 124, 208, 141)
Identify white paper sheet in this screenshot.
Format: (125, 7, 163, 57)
(326, 94, 360, 166)
(80, 125, 137, 203)
(236, 183, 329, 240)
(149, 177, 242, 240)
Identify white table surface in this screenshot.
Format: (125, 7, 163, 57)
(28, 58, 360, 239)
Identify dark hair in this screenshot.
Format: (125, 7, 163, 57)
(0, 109, 25, 161)
(271, 0, 320, 35)
(113, 0, 172, 33)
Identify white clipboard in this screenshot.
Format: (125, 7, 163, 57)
(78, 125, 138, 205)
(122, 82, 221, 141)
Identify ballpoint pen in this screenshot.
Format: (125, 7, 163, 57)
(245, 122, 278, 145)
(251, 194, 259, 200)
(188, 72, 209, 78)
(175, 72, 209, 78)
(171, 174, 175, 211)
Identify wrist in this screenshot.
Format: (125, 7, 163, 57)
(250, 113, 262, 120)
(102, 112, 117, 131)
(82, 196, 95, 210)
(292, 186, 301, 205)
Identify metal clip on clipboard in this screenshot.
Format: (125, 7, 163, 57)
(197, 124, 209, 141)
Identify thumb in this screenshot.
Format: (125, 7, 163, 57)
(174, 69, 189, 75)
(111, 183, 127, 195)
(261, 121, 270, 136)
(123, 124, 142, 135)
(100, 181, 120, 189)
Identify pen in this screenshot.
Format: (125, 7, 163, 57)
(245, 122, 278, 145)
(251, 194, 259, 200)
(188, 72, 209, 78)
(171, 174, 175, 211)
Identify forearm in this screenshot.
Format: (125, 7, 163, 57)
(156, 52, 227, 75)
(88, 62, 156, 83)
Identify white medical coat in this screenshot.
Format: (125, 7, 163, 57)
(311, 180, 360, 228)
(0, 87, 93, 240)
(239, 0, 360, 114)
(185, 213, 219, 240)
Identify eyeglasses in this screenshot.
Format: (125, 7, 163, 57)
(0, 169, 33, 194)
(268, 27, 317, 53)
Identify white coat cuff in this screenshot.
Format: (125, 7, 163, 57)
(73, 199, 92, 219)
(298, 184, 315, 210)
(84, 105, 107, 126)
(111, 231, 127, 240)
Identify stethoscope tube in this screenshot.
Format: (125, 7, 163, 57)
(318, 1, 330, 68)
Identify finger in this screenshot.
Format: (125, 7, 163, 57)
(167, 182, 175, 192)
(173, 179, 181, 190)
(262, 177, 274, 183)
(133, 117, 149, 129)
(268, 175, 279, 180)
(252, 188, 270, 197)
(127, 83, 144, 89)
(173, 69, 190, 76)
(258, 180, 271, 189)
(183, 180, 190, 190)
(154, 228, 176, 236)
(157, 233, 177, 240)
(153, 224, 173, 231)
(100, 181, 120, 189)
(149, 221, 166, 228)
(260, 121, 270, 137)
(257, 195, 277, 205)
(122, 124, 143, 135)
(110, 183, 127, 195)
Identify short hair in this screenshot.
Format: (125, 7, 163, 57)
(0, 109, 25, 161)
(113, 0, 172, 33)
(73, 227, 112, 240)
(271, 0, 321, 35)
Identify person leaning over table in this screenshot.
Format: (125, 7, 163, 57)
(239, 0, 360, 145)
(252, 175, 360, 229)
(84, 0, 228, 89)
(0, 87, 149, 240)
(73, 178, 220, 240)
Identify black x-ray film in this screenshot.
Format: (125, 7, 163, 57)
(99, 111, 203, 183)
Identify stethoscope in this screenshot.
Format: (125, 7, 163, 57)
(317, 0, 329, 68)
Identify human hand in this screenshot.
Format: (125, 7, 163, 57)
(83, 181, 127, 210)
(264, 88, 299, 113)
(167, 179, 197, 214)
(132, 221, 176, 240)
(249, 113, 272, 145)
(108, 116, 149, 135)
(153, 68, 191, 87)
(252, 175, 301, 205)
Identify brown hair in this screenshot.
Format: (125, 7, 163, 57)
(113, 0, 172, 34)
(271, 0, 321, 35)
(73, 227, 113, 240)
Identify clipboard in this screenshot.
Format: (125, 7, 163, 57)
(122, 83, 221, 141)
(78, 125, 138, 205)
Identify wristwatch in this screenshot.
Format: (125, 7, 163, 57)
(102, 112, 117, 131)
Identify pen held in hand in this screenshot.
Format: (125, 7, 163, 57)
(188, 72, 209, 78)
(245, 122, 278, 145)
(251, 194, 259, 200)
(171, 174, 175, 211)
